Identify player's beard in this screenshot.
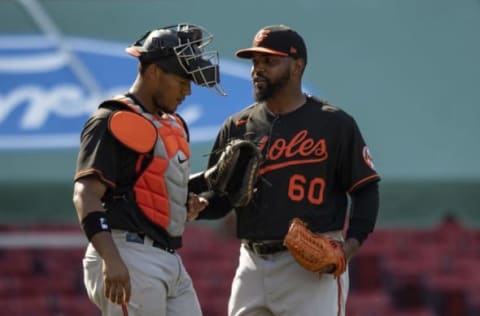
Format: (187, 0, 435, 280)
(254, 71, 290, 102)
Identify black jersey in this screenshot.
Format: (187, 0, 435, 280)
(201, 96, 380, 240)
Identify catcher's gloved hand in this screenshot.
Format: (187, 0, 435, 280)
(204, 139, 262, 208)
(283, 218, 346, 277)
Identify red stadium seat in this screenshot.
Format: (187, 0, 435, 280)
(426, 274, 469, 316)
(349, 253, 384, 291)
(346, 290, 394, 316)
(1, 223, 479, 316)
(0, 295, 51, 316)
(390, 307, 436, 316)
(54, 294, 101, 316)
(0, 248, 33, 277)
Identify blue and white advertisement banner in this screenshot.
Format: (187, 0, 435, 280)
(0, 35, 255, 150)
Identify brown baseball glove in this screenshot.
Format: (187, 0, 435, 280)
(283, 218, 346, 277)
(204, 139, 262, 208)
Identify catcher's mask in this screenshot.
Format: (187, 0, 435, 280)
(126, 23, 226, 95)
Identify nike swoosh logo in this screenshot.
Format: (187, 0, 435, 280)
(178, 156, 188, 164)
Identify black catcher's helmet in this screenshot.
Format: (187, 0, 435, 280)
(126, 23, 225, 95)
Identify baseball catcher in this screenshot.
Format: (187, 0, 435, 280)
(284, 218, 346, 277)
(203, 139, 263, 208)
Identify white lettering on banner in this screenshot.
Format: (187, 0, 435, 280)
(0, 84, 211, 149)
(0, 34, 255, 149)
(0, 85, 128, 130)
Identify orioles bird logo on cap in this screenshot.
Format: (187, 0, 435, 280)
(254, 29, 270, 45)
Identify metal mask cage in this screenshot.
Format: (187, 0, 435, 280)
(174, 45, 223, 95)
(172, 23, 225, 95)
(126, 23, 226, 95)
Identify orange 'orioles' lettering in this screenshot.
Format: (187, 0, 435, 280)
(259, 130, 328, 175)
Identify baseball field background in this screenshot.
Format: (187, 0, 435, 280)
(0, 1, 479, 315)
(1, 0, 479, 227)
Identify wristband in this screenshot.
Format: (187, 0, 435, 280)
(81, 211, 111, 241)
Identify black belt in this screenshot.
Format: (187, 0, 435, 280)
(242, 240, 287, 255)
(125, 232, 176, 254)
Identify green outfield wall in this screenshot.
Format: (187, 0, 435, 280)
(1, 0, 479, 226)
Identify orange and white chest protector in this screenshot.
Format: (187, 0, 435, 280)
(108, 96, 190, 237)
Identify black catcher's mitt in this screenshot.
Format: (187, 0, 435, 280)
(205, 139, 262, 207)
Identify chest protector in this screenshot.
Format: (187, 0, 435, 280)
(107, 96, 190, 237)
